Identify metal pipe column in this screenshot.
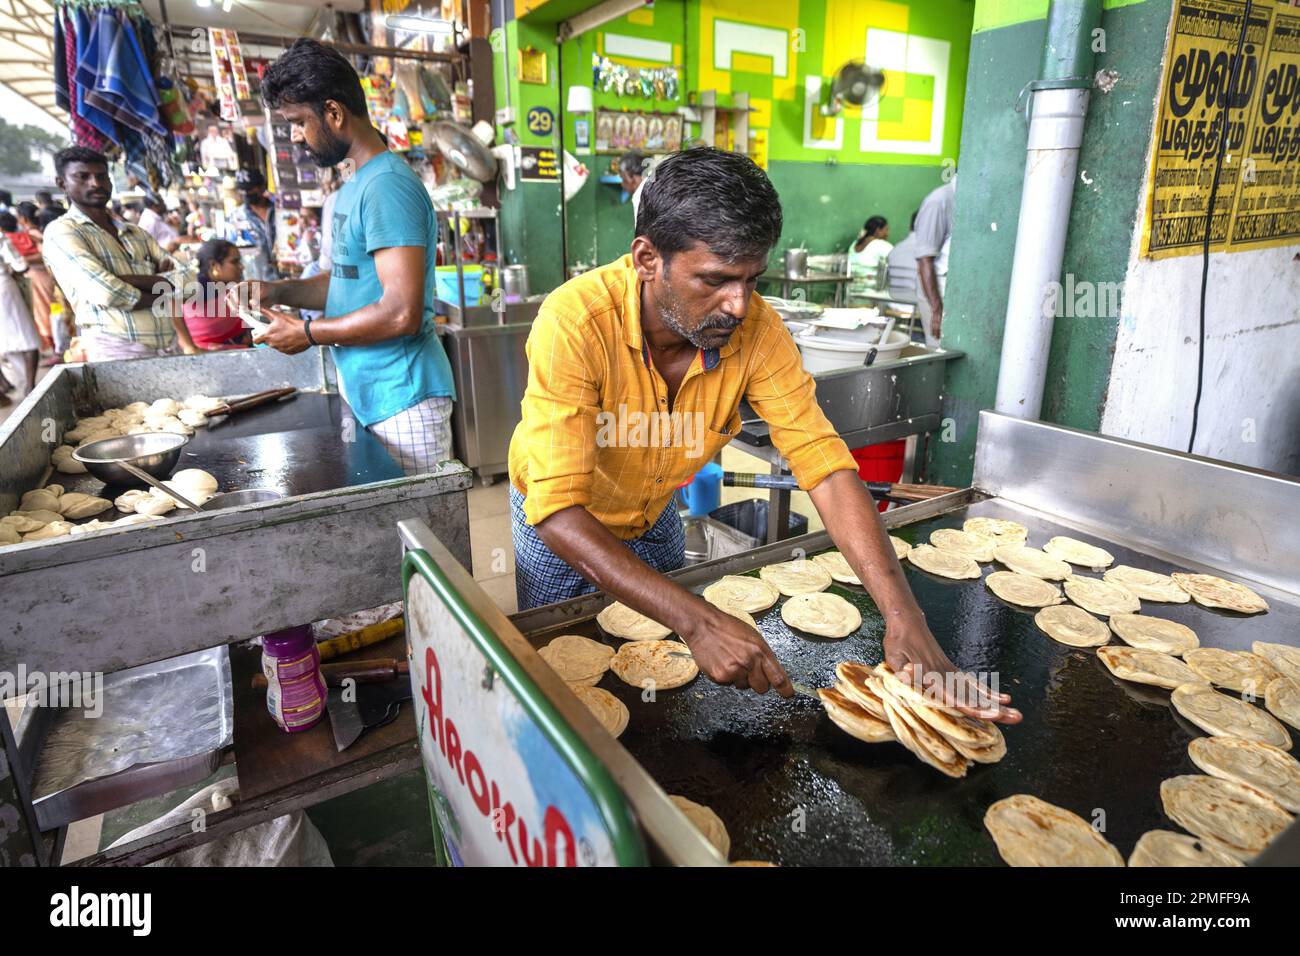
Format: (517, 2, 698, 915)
(993, 0, 1104, 419)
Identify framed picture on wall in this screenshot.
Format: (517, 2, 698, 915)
(663, 115, 682, 152)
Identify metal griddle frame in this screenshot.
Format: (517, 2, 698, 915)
(452, 412, 1300, 865)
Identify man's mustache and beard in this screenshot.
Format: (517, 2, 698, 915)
(303, 124, 351, 168)
(656, 272, 744, 350)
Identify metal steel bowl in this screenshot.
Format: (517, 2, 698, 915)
(72, 432, 189, 487)
(199, 489, 283, 512)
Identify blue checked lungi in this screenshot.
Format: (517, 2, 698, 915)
(510, 485, 685, 610)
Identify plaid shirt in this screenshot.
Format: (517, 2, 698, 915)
(508, 254, 857, 540)
(42, 204, 186, 348)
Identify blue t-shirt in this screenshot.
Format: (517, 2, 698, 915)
(325, 150, 455, 427)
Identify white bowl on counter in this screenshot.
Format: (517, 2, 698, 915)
(796, 328, 911, 373)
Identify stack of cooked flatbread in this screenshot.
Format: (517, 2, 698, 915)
(536, 634, 630, 739)
(819, 661, 1005, 778)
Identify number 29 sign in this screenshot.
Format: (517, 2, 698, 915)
(526, 106, 554, 136)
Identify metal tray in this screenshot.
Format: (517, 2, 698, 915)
(28, 647, 233, 830)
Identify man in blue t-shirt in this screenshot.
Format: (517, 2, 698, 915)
(233, 39, 455, 475)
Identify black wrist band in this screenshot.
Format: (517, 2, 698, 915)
(303, 317, 319, 347)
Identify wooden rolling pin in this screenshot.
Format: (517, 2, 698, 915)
(316, 616, 405, 662)
(252, 658, 408, 689)
(209, 386, 298, 418)
(722, 472, 960, 502)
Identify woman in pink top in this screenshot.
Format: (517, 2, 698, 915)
(183, 239, 252, 350)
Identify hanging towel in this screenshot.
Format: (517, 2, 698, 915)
(66, 10, 112, 150)
(81, 10, 165, 137)
(54, 11, 69, 112)
(71, 7, 120, 143)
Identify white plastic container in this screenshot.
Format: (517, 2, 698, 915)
(796, 329, 911, 373)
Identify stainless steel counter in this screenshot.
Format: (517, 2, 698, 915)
(438, 307, 540, 483)
(0, 348, 473, 677)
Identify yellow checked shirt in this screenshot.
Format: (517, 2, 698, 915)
(508, 254, 857, 540)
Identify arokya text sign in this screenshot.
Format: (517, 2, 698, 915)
(1143, 0, 1300, 258)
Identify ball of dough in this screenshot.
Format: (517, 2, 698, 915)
(157, 482, 212, 506)
(69, 519, 113, 536)
(58, 493, 112, 520)
(3, 513, 47, 533)
(124, 401, 151, 414)
(169, 468, 219, 494)
(177, 407, 209, 428)
(51, 445, 88, 474)
(20, 488, 62, 512)
(8, 509, 63, 527)
(0, 524, 20, 545)
(135, 492, 177, 516)
(23, 520, 73, 542)
(184, 394, 225, 414)
(114, 489, 151, 513)
(149, 398, 182, 417)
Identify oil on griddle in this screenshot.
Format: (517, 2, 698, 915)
(549, 502, 1299, 866)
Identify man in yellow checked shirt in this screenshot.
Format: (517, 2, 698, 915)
(509, 148, 1018, 723)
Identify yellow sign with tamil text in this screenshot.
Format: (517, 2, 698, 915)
(1143, 0, 1300, 258)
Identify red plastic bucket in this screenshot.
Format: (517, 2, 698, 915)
(850, 440, 906, 512)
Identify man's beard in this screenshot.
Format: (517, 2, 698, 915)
(304, 126, 351, 167)
(658, 288, 742, 350)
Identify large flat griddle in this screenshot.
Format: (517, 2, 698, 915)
(509, 414, 1300, 866)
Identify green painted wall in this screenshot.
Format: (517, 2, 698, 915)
(929, 0, 1171, 485)
(495, 0, 976, 288)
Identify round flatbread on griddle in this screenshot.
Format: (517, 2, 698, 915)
(1252, 642, 1300, 684)
(1043, 536, 1115, 570)
(994, 544, 1072, 581)
(906, 544, 981, 580)
(1171, 573, 1268, 614)
(889, 535, 912, 560)
(569, 683, 629, 738)
(1096, 646, 1207, 690)
(1188, 735, 1300, 812)
(929, 528, 998, 562)
(609, 640, 698, 690)
(984, 795, 1123, 867)
(1063, 575, 1140, 617)
(670, 795, 730, 858)
(963, 516, 1028, 545)
(1103, 566, 1191, 603)
(1183, 648, 1279, 694)
(1128, 830, 1243, 867)
(1034, 604, 1110, 647)
(811, 550, 861, 585)
(1265, 677, 1300, 732)
(1170, 683, 1292, 749)
(702, 575, 781, 614)
(781, 592, 861, 638)
(596, 601, 672, 641)
(817, 686, 895, 743)
(758, 558, 832, 596)
(834, 662, 889, 721)
(985, 571, 1062, 608)
(538, 634, 615, 686)
(1108, 614, 1199, 656)
(1159, 775, 1293, 862)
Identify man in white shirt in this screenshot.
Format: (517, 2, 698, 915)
(137, 196, 180, 252)
(913, 176, 956, 349)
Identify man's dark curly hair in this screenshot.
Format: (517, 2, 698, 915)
(261, 38, 367, 119)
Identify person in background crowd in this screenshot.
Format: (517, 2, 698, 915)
(32, 205, 73, 358)
(297, 207, 322, 267)
(619, 149, 664, 220)
(885, 211, 920, 306)
(914, 175, 956, 349)
(226, 169, 281, 281)
(846, 215, 892, 302)
(0, 225, 40, 404)
(240, 38, 455, 475)
(298, 165, 343, 324)
(183, 239, 252, 350)
(0, 190, 13, 215)
(42, 146, 200, 362)
(7, 206, 57, 363)
(137, 195, 180, 251)
(35, 190, 66, 216)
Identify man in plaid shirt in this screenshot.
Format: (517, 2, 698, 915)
(43, 147, 199, 362)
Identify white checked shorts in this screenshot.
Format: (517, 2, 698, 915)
(367, 396, 454, 476)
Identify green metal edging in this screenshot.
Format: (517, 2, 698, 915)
(402, 549, 649, 868)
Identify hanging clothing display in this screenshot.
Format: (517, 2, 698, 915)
(55, 1, 179, 188)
